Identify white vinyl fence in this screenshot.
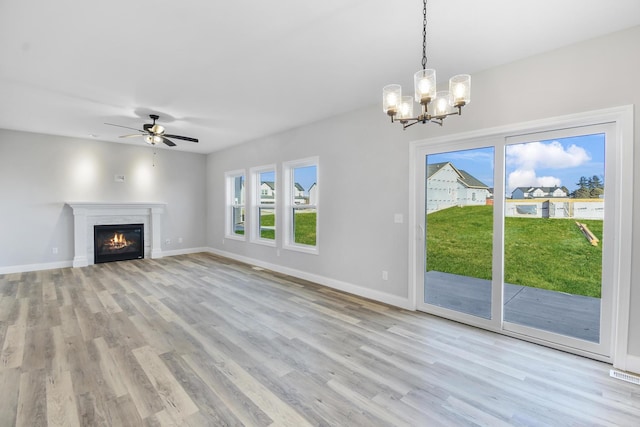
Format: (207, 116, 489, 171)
(505, 199, 604, 219)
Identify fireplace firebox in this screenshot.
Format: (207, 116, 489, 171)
(94, 224, 144, 264)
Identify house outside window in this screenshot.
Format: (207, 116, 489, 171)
(283, 157, 318, 254)
(225, 170, 245, 239)
(251, 166, 276, 245)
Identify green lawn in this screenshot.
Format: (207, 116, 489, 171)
(253, 212, 317, 245)
(426, 205, 603, 298)
(293, 211, 316, 246)
(260, 213, 275, 239)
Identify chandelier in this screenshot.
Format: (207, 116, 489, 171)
(383, 0, 470, 129)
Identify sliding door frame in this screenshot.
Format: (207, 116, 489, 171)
(502, 123, 614, 357)
(408, 106, 633, 366)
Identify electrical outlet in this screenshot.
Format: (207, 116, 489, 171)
(178, 237, 183, 244)
(52, 247, 58, 254)
(382, 271, 388, 280)
(165, 238, 171, 245)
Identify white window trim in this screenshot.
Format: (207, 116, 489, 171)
(283, 157, 319, 255)
(224, 169, 246, 241)
(250, 164, 277, 247)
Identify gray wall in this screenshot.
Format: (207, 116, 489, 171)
(0, 129, 207, 269)
(207, 107, 410, 299)
(206, 26, 640, 356)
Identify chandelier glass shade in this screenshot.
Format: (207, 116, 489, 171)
(383, 0, 470, 129)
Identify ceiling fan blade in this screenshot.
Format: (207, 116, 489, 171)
(161, 137, 177, 147)
(104, 123, 144, 132)
(164, 134, 199, 143)
(105, 117, 196, 146)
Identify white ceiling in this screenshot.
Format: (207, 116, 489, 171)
(1, 0, 639, 154)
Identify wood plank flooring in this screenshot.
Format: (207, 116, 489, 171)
(0, 253, 639, 426)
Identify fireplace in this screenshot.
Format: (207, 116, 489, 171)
(94, 224, 144, 264)
(67, 202, 165, 267)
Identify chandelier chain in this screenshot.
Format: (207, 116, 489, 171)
(421, 0, 427, 70)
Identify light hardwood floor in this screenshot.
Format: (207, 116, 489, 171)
(0, 253, 638, 426)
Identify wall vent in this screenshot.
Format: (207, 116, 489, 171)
(610, 369, 640, 385)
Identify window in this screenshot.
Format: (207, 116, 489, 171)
(251, 165, 276, 245)
(225, 170, 245, 239)
(283, 157, 318, 253)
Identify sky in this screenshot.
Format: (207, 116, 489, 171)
(293, 166, 317, 193)
(427, 133, 605, 195)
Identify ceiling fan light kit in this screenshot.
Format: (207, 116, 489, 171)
(383, 0, 470, 129)
(105, 114, 199, 147)
(145, 134, 163, 145)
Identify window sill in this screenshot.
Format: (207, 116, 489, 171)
(284, 243, 319, 255)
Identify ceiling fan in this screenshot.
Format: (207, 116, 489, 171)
(105, 114, 198, 147)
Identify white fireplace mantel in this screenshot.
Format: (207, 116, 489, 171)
(67, 202, 166, 268)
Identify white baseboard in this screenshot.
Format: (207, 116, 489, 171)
(0, 247, 210, 274)
(0, 260, 73, 275)
(161, 247, 211, 258)
(206, 247, 413, 310)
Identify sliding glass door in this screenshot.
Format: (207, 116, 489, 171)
(413, 121, 619, 360)
(421, 147, 495, 321)
(501, 125, 613, 355)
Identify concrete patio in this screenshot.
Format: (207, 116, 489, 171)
(424, 270, 601, 342)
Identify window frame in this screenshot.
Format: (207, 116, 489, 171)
(250, 164, 277, 247)
(224, 169, 246, 241)
(283, 157, 319, 254)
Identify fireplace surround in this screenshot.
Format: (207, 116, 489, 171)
(67, 202, 166, 267)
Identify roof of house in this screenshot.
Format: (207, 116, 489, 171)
(458, 170, 489, 189)
(426, 162, 449, 179)
(512, 186, 567, 194)
(427, 162, 489, 190)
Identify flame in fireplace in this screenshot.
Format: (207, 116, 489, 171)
(108, 233, 130, 250)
